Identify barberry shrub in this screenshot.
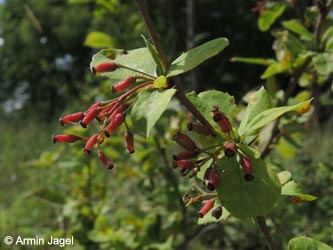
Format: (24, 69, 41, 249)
(52, 0, 333, 249)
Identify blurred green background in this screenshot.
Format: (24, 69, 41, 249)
(0, 0, 332, 249)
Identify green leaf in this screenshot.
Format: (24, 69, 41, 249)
(281, 181, 317, 201)
(277, 171, 292, 185)
(258, 3, 286, 31)
(32, 189, 66, 205)
(187, 90, 236, 132)
(237, 143, 261, 159)
(238, 87, 273, 135)
(231, 57, 275, 66)
(84, 31, 114, 49)
(141, 35, 166, 74)
(131, 89, 176, 137)
(243, 99, 313, 136)
(198, 200, 230, 225)
(288, 237, 332, 250)
(216, 156, 281, 220)
(91, 47, 157, 83)
(313, 52, 333, 75)
(322, 26, 333, 52)
(282, 19, 313, 40)
(261, 62, 289, 79)
(167, 37, 229, 77)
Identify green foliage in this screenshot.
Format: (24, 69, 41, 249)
(131, 89, 176, 137)
(258, 2, 286, 31)
(2, 1, 333, 250)
(216, 156, 281, 219)
(167, 37, 229, 77)
(288, 237, 332, 250)
(84, 31, 114, 49)
(91, 47, 157, 82)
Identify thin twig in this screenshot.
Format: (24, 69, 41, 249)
(314, 0, 333, 48)
(135, 0, 214, 129)
(257, 216, 275, 250)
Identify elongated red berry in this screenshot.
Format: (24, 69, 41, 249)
(212, 106, 232, 133)
(108, 104, 128, 122)
(124, 132, 135, 153)
(207, 168, 219, 191)
(224, 142, 236, 157)
(240, 156, 254, 181)
(92, 62, 117, 74)
(198, 199, 215, 218)
(172, 159, 195, 169)
(59, 112, 84, 126)
(98, 150, 114, 169)
(81, 104, 101, 128)
(173, 150, 199, 161)
(211, 206, 223, 219)
(104, 113, 125, 137)
(83, 134, 98, 154)
(187, 123, 214, 136)
(52, 134, 83, 143)
(112, 76, 136, 93)
(172, 132, 197, 151)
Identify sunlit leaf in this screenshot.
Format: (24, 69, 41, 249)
(261, 62, 288, 79)
(281, 181, 317, 201)
(288, 237, 332, 250)
(258, 3, 286, 31)
(84, 31, 114, 49)
(243, 99, 313, 136)
(238, 87, 272, 135)
(277, 171, 292, 185)
(282, 19, 313, 40)
(131, 89, 176, 137)
(141, 35, 166, 74)
(167, 37, 229, 77)
(187, 90, 236, 134)
(91, 47, 157, 83)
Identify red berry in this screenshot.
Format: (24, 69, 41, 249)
(212, 106, 232, 133)
(104, 113, 125, 137)
(80, 103, 101, 128)
(52, 134, 83, 143)
(92, 62, 117, 74)
(224, 142, 236, 157)
(187, 123, 214, 136)
(173, 150, 199, 160)
(59, 112, 84, 126)
(211, 206, 223, 219)
(83, 134, 98, 154)
(124, 132, 135, 154)
(198, 199, 215, 218)
(108, 104, 128, 122)
(98, 150, 114, 169)
(207, 168, 219, 191)
(240, 156, 254, 181)
(172, 160, 195, 169)
(111, 76, 136, 93)
(172, 132, 197, 151)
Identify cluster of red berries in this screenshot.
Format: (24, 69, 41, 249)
(53, 62, 155, 169)
(173, 106, 254, 184)
(174, 106, 255, 219)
